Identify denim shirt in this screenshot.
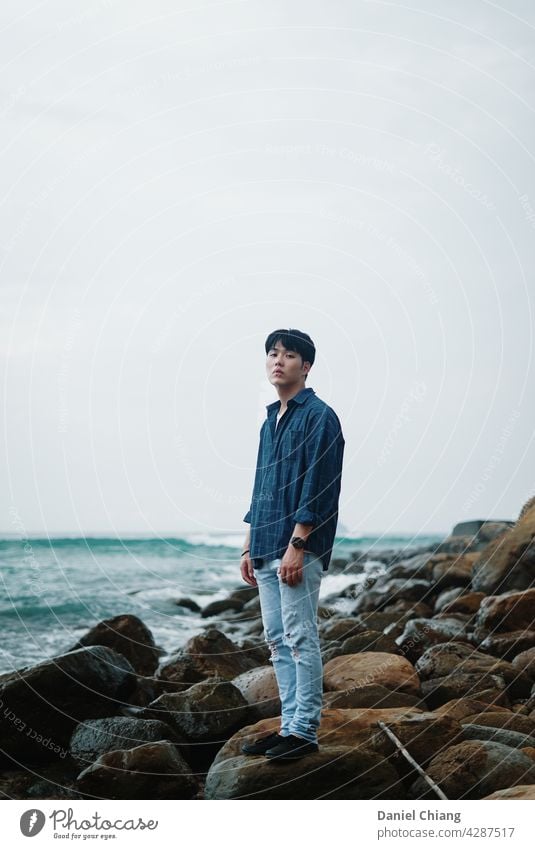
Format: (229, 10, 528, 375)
(243, 386, 345, 570)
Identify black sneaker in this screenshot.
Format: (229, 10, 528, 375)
(241, 731, 287, 756)
(265, 733, 319, 761)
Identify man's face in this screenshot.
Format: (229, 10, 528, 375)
(266, 340, 309, 387)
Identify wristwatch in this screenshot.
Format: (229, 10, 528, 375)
(290, 535, 306, 550)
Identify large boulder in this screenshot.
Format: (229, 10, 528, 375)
(474, 589, 535, 638)
(232, 666, 280, 719)
(155, 628, 259, 686)
(415, 642, 532, 699)
(0, 647, 135, 765)
(420, 673, 509, 709)
(395, 618, 472, 662)
(472, 503, 535, 594)
(205, 707, 461, 799)
(323, 652, 420, 697)
(69, 716, 184, 769)
(409, 740, 535, 799)
(139, 678, 250, 742)
(352, 579, 433, 613)
(75, 741, 198, 799)
(478, 631, 535, 661)
(68, 614, 161, 676)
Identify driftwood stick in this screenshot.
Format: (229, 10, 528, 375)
(377, 720, 449, 800)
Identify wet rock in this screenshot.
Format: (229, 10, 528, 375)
(68, 615, 161, 676)
(0, 647, 136, 765)
(201, 598, 244, 617)
(353, 579, 433, 613)
(156, 628, 259, 686)
(75, 741, 198, 799)
(205, 707, 460, 799)
(323, 651, 420, 697)
(323, 684, 422, 710)
(478, 631, 535, 661)
(461, 724, 535, 749)
(69, 716, 184, 769)
(232, 666, 280, 719)
(420, 673, 509, 709)
(396, 618, 471, 662)
(512, 647, 535, 681)
(415, 642, 532, 699)
(339, 631, 400, 655)
(139, 678, 250, 742)
(460, 711, 535, 736)
(474, 589, 535, 638)
(174, 598, 201, 613)
(435, 591, 485, 616)
(433, 698, 510, 722)
(409, 740, 535, 799)
(430, 555, 474, 589)
(472, 504, 535, 594)
(319, 618, 366, 642)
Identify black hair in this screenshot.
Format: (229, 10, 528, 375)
(264, 328, 316, 379)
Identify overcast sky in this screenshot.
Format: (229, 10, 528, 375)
(1, 0, 534, 538)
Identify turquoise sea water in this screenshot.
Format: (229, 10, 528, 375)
(0, 532, 444, 675)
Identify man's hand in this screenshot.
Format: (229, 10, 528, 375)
(278, 546, 305, 586)
(240, 553, 257, 587)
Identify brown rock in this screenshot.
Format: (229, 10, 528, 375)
(479, 630, 535, 661)
(437, 592, 485, 616)
(433, 698, 508, 722)
(461, 711, 535, 735)
(75, 741, 198, 799)
(409, 740, 535, 799)
(472, 504, 535, 594)
(156, 628, 259, 685)
(512, 647, 535, 681)
(431, 556, 473, 589)
(69, 614, 162, 676)
(339, 631, 401, 655)
(323, 685, 422, 710)
(483, 783, 535, 799)
(323, 652, 420, 697)
(474, 589, 535, 636)
(232, 666, 280, 719)
(415, 642, 532, 699)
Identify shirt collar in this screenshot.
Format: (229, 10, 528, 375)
(266, 386, 315, 412)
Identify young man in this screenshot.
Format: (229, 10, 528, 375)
(240, 328, 345, 761)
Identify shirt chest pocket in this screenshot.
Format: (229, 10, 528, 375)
(281, 426, 305, 454)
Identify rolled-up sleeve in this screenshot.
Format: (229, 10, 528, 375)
(292, 411, 344, 528)
(243, 508, 252, 524)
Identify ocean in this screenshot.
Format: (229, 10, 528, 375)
(0, 532, 444, 675)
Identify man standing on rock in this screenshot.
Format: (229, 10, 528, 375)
(240, 328, 345, 761)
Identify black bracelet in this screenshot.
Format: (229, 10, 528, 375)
(241, 549, 250, 557)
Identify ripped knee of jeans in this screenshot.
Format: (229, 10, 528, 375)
(265, 632, 282, 663)
(284, 620, 316, 662)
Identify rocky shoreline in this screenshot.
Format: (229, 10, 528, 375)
(1, 503, 535, 800)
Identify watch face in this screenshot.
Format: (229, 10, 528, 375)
(291, 536, 305, 549)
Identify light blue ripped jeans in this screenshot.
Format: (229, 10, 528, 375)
(253, 552, 324, 744)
